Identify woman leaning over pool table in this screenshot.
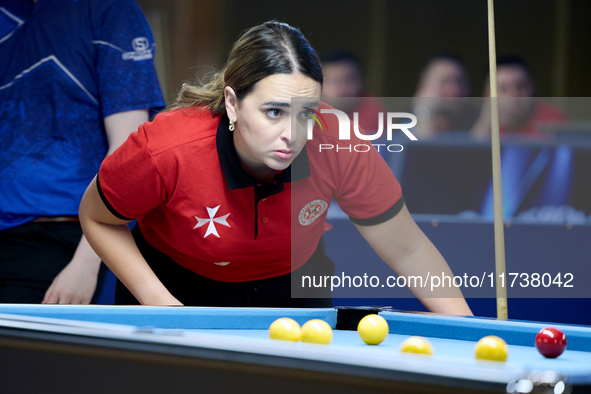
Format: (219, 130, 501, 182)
(79, 21, 472, 314)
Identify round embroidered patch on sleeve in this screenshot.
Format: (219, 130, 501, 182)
(299, 200, 328, 226)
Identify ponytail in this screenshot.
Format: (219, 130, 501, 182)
(166, 71, 227, 114)
(166, 21, 322, 114)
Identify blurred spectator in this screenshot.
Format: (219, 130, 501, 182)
(321, 50, 386, 135)
(472, 55, 566, 136)
(412, 53, 477, 138)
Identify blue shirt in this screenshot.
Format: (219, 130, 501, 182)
(0, 0, 165, 230)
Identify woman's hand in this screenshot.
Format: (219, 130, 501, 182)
(79, 176, 182, 306)
(354, 203, 473, 316)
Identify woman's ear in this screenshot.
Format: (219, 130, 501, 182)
(224, 86, 238, 122)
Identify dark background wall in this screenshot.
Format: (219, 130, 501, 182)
(136, 0, 591, 102)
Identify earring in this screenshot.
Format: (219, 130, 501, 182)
(229, 119, 235, 131)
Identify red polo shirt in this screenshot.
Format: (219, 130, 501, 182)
(97, 103, 402, 282)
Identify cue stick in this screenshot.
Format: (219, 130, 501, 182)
(487, 0, 508, 319)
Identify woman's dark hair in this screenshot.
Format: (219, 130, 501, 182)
(168, 21, 323, 113)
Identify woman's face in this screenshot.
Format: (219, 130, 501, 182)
(225, 72, 322, 181)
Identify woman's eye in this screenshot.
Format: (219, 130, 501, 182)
(299, 110, 313, 119)
(268, 109, 282, 118)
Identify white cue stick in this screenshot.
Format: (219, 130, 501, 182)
(487, 0, 508, 319)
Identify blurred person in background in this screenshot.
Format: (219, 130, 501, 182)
(412, 53, 477, 138)
(321, 50, 386, 135)
(471, 54, 566, 137)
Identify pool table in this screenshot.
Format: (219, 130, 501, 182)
(0, 305, 590, 394)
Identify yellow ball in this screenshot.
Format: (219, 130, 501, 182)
(269, 318, 301, 342)
(474, 335, 508, 362)
(400, 336, 434, 355)
(301, 319, 333, 345)
(357, 314, 389, 345)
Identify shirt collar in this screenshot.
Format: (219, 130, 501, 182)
(216, 113, 310, 190)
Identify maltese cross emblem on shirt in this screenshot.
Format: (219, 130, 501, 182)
(194, 205, 231, 238)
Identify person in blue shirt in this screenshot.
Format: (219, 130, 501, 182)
(0, 0, 165, 303)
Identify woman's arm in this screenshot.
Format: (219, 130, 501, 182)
(354, 203, 473, 315)
(79, 176, 182, 306)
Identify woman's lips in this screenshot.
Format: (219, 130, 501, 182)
(273, 150, 293, 160)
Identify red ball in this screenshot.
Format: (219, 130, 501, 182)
(535, 328, 567, 358)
